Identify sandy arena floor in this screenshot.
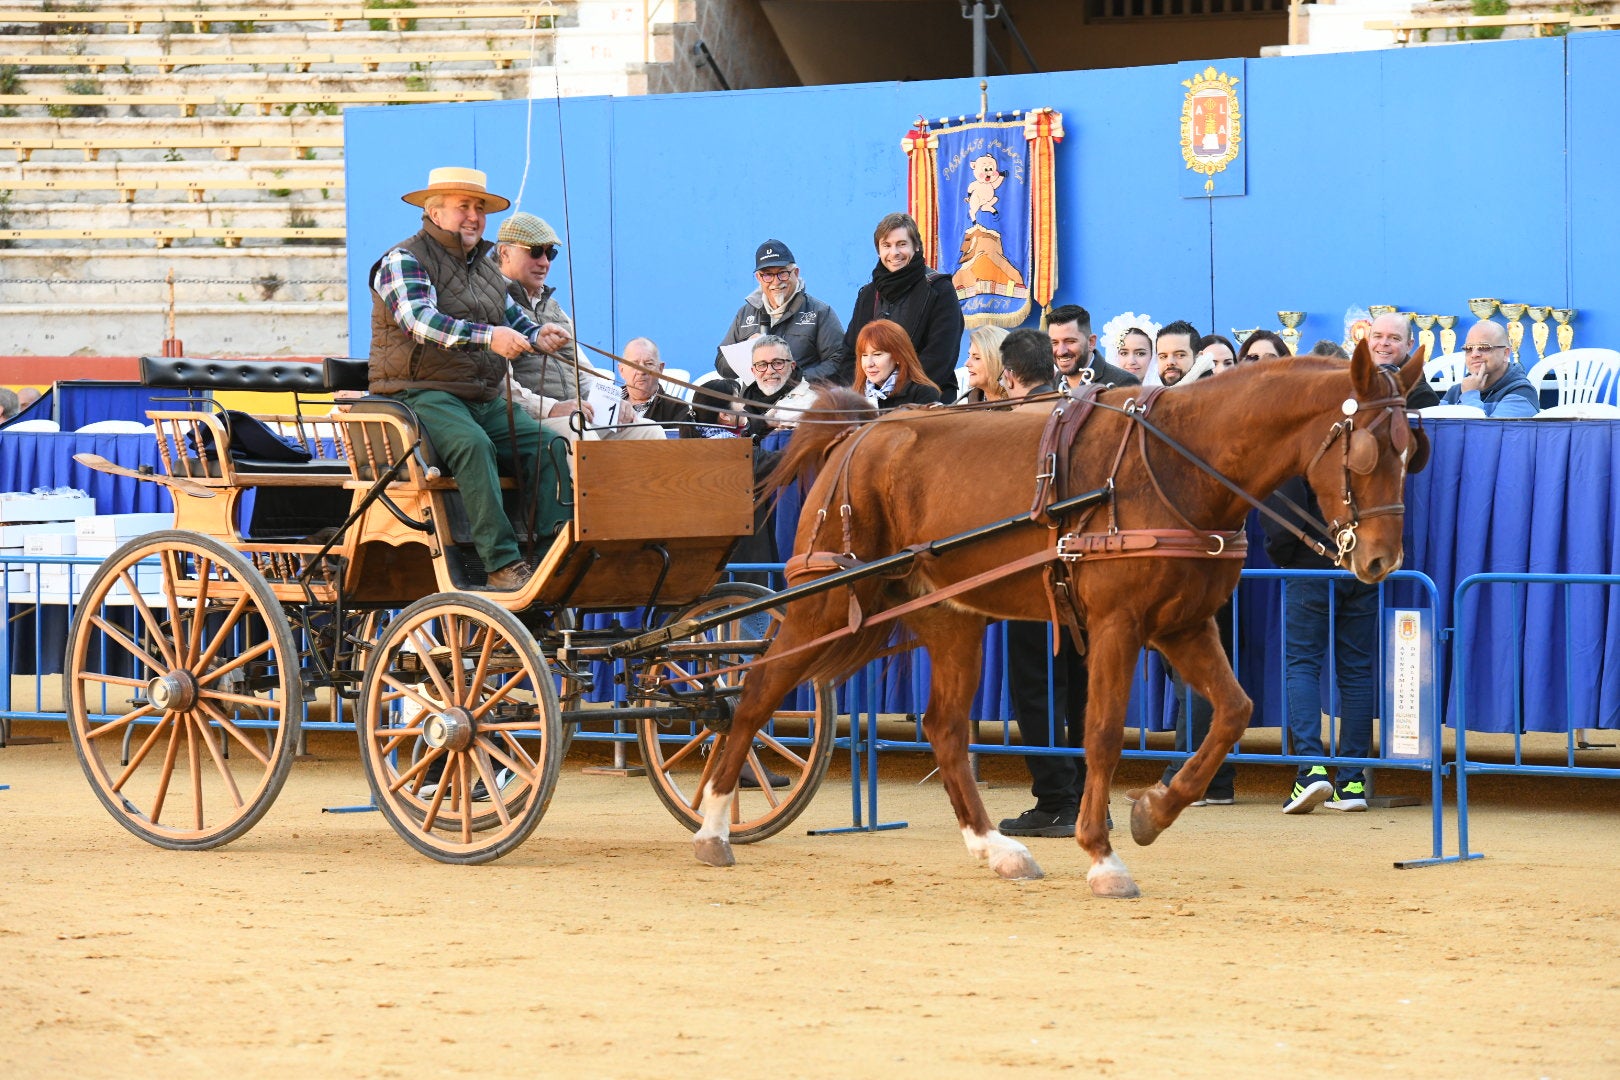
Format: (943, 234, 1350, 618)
(2, 731, 1618, 1079)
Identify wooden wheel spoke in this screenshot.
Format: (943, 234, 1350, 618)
(127, 574, 178, 669)
(184, 561, 215, 665)
(746, 746, 782, 810)
(195, 634, 273, 686)
(447, 621, 469, 707)
(89, 614, 167, 678)
(198, 686, 285, 712)
(186, 706, 204, 830)
(379, 674, 445, 721)
(112, 712, 172, 791)
(480, 733, 535, 784)
(148, 712, 185, 823)
(196, 698, 273, 766)
(655, 727, 709, 770)
(81, 672, 150, 689)
(85, 701, 158, 741)
(159, 548, 187, 652)
(457, 756, 472, 845)
(390, 746, 443, 794)
(377, 729, 426, 758)
(190, 710, 245, 809)
(465, 625, 499, 706)
(192, 593, 254, 673)
(471, 751, 511, 828)
(752, 729, 809, 772)
(467, 670, 527, 722)
(418, 754, 451, 830)
(407, 624, 457, 706)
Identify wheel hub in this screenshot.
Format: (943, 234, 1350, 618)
(422, 707, 474, 751)
(147, 671, 198, 711)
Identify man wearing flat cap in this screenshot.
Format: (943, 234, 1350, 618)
(369, 165, 570, 593)
(494, 211, 666, 441)
(715, 239, 847, 384)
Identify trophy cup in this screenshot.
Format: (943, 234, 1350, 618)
(1231, 327, 1258, 346)
(1467, 297, 1500, 322)
(1276, 311, 1304, 357)
(1498, 302, 1528, 360)
(1551, 309, 1576, 353)
(1413, 314, 1437, 361)
(1368, 304, 1398, 319)
(1436, 314, 1459, 356)
(1525, 306, 1552, 361)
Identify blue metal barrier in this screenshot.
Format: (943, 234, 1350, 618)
(1450, 572, 1620, 860)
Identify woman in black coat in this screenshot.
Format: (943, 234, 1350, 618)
(842, 212, 965, 403)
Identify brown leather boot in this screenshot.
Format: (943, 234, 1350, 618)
(483, 560, 533, 592)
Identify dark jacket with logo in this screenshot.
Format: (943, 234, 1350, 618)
(369, 219, 511, 402)
(716, 288, 848, 384)
(842, 271, 965, 403)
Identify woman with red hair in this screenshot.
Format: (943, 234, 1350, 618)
(853, 318, 941, 410)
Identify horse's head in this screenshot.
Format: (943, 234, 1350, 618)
(1301, 340, 1429, 583)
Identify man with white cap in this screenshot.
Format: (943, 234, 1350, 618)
(369, 165, 570, 593)
(715, 238, 847, 383)
(494, 211, 666, 440)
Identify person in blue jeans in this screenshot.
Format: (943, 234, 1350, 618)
(1262, 475, 1376, 814)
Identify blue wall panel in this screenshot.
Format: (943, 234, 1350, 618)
(345, 37, 1614, 372)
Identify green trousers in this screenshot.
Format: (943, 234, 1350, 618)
(394, 389, 568, 573)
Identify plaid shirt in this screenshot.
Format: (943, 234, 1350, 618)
(371, 246, 544, 349)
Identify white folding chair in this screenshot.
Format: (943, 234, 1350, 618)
(1418, 403, 1487, 418)
(1537, 402, 1620, 419)
(74, 420, 149, 434)
(659, 366, 693, 402)
(1524, 348, 1620, 407)
(4, 418, 60, 432)
(1423, 354, 1468, 392)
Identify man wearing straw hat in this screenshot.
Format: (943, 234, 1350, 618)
(369, 165, 570, 593)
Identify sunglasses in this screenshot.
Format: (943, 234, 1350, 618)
(528, 244, 559, 260)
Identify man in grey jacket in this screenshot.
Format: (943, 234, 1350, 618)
(715, 239, 847, 384)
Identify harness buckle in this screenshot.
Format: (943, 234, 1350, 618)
(1205, 533, 1226, 556)
(1056, 533, 1087, 561)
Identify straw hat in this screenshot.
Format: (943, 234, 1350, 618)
(400, 166, 511, 212)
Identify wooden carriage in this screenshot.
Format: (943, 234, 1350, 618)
(66, 357, 836, 863)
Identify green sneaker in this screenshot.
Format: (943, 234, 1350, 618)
(1283, 767, 1333, 815)
(1327, 779, 1368, 812)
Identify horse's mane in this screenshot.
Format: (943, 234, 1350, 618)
(760, 386, 878, 499)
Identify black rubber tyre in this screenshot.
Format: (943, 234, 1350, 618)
(66, 531, 301, 850)
(636, 583, 836, 844)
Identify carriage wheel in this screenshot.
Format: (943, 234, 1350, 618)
(357, 593, 562, 864)
(66, 531, 301, 850)
(636, 583, 836, 844)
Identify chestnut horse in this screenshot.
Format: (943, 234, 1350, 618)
(693, 344, 1425, 898)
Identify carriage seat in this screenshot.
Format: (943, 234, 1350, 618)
(341, 396, 443, 476)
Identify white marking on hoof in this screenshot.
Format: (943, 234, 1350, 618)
(1085, 852, 1140, 898)
(692, 780, 737, 866)
(962, 828, 1045, 881)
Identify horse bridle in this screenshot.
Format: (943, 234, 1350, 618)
(1298, 364, 1416, 559)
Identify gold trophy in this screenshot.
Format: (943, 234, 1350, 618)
(1276, 311, 1304, 357)
(1232, 327, 1259, 346)
(1413, 314, 1437, 361)
(1467, 297, 1500, 322)
(1551, 309, 1576, 353)
(1498, 302, 1527, 360)
(1525, 306, 1552, 361)
(1436, 314, 1459, 356)
(1369, 304, 1398, 318)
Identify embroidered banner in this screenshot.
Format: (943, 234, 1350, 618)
(903, 108, 1062, 329)
(1178, 61, 1246, 198)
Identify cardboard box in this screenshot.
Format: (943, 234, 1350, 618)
(0, 492, 96, 524)
(24, 532, 76, 556)
(75, 537, 122, 560)
(74, 513, 174, 541)
(0, 519, 78, 547)
(4, 568, 34, 598)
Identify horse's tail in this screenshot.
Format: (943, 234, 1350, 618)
(760, 386, 877, 499)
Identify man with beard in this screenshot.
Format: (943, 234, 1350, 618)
(1441, 319, 1540, 416)
(716, 239, 847, 384)
(842, 212, 964, 402)
(1048, 304, 1138, 391)
(739, 335, 807, 439)
(1155, 320, 1208, 387)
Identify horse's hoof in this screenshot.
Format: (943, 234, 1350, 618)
(693, 836, 735, 867)
(1086, 853, 1140, 898)
(991, 850, 1044, 881)
(1088, 872, 1141, 899)
(1130, 796, 1165, 846)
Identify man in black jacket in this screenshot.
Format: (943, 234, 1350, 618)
(715, 239, 847, 383)
(1368, 312, 1442, 410)
(842, 212, 964, 402)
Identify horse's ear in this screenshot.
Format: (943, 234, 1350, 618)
(1399, 344, 1427, 393)
(1349, 336, 1377, 395)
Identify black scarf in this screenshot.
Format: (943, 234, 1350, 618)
(871, 253, 929, 303)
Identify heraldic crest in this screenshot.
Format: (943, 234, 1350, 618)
(903, 105, 1063, 328)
